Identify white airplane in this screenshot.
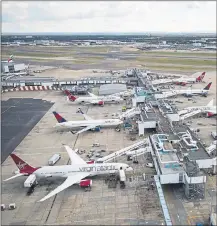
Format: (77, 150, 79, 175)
(156, 82, 212, 99)
(4, 145, 133, 202)
(152, 72, 206, 86)
(180, 82, 212, 97)
(179, 99, 216, 118)
(53, 109, 123, 134)
(173, 72, 206, 86)
(87, 92, 124, 103)
(64, 90, 123, 106)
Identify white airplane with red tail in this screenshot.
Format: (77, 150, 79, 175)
(4, 145, 133, 202)
(152, 72, 206, 86)
(173, 72, 206, 86)
(64, 90, 123, 106)
(179, 99, 216, 118)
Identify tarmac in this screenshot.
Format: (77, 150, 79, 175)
(1, 98, 54, 163)
(1, 90, 164, 225)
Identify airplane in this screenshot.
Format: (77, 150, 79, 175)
(179, 99, 216, 118)
(52, 110, 123, 134)
(155, 82, 212, 99)
(64, 90, 123, 106)
(87, 92, 124, 103)
(4, 145, 133, 202)
(152, 72, 206, 86)
(181, 82, 212, 97)
(173, 72, 206, 86)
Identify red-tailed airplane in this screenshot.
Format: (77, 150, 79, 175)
(64, 90, 123, 106)
(4, 145, 133, 202)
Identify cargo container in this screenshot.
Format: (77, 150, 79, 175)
(119, 169, 126, 182)
(24, 174, 37, 188)
(92, 143, 100, 147)
(48, 154, 61, 166)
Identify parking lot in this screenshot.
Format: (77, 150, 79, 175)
(1, 90, 164, 225)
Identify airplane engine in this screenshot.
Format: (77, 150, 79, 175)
(207, 112, 215, 118)
(98, 100, 104, 106)
(184, 93, 192, 97)
(79, 179, 92, 187)
(87, 160, 95, 164)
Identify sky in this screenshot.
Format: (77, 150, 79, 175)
(2, 1, 216, 33)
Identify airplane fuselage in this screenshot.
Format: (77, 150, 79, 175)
(75, 96, 122, 104)
(55, 119, 123, 129)
(29, 163, 131, 178)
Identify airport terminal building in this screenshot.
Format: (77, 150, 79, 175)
(1, 61, 26, 74)
(99, 84, 127, 95)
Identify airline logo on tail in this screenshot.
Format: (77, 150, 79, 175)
(53, 111, 67, 123)
(203, 82, 212, 90)
(196, 72, 206, 82)
(10, 153, 38, 174)
(17, 162, 27, 170)
(65, 90, 77, 102)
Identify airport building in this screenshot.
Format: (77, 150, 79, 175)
(1, 61, 26, 74)
(98, 84, 127, 95)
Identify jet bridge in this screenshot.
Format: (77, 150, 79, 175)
(180, 109, 202, 121)
(96, 139, 148, 163)
(119, 107, 141, 119)
(127, 146, 152, 158)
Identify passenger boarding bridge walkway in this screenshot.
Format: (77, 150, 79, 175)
(96, 139, 148, 163)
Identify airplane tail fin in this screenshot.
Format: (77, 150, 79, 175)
(64, 90, 77, 102)
(203, 82, 212, 91)
(8, 55, 13, 63)
(53, 111, 67, 123)
(10, 153, 36, 174)
(207, 99, 214, 107)
(196, 72, 206, 82)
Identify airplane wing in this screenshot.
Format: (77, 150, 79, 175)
(3, 173, 25, 181)
(77, 108, 93, 121)
(180, 109, 202, 120)
(63, 145, 87, 165)
(76, 124, 100, 134)
(38, 172, 90, 202)
(88, 92, 97, 98)
(81, 113, 93, 121)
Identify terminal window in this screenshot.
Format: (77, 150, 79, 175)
(8, 65, 15, 73)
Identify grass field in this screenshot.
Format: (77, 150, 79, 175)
(2, 45, 216, 72)
(138, 50, 217, 57)
(141, 64, 216, 72)
(135, 56, 216, 66)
